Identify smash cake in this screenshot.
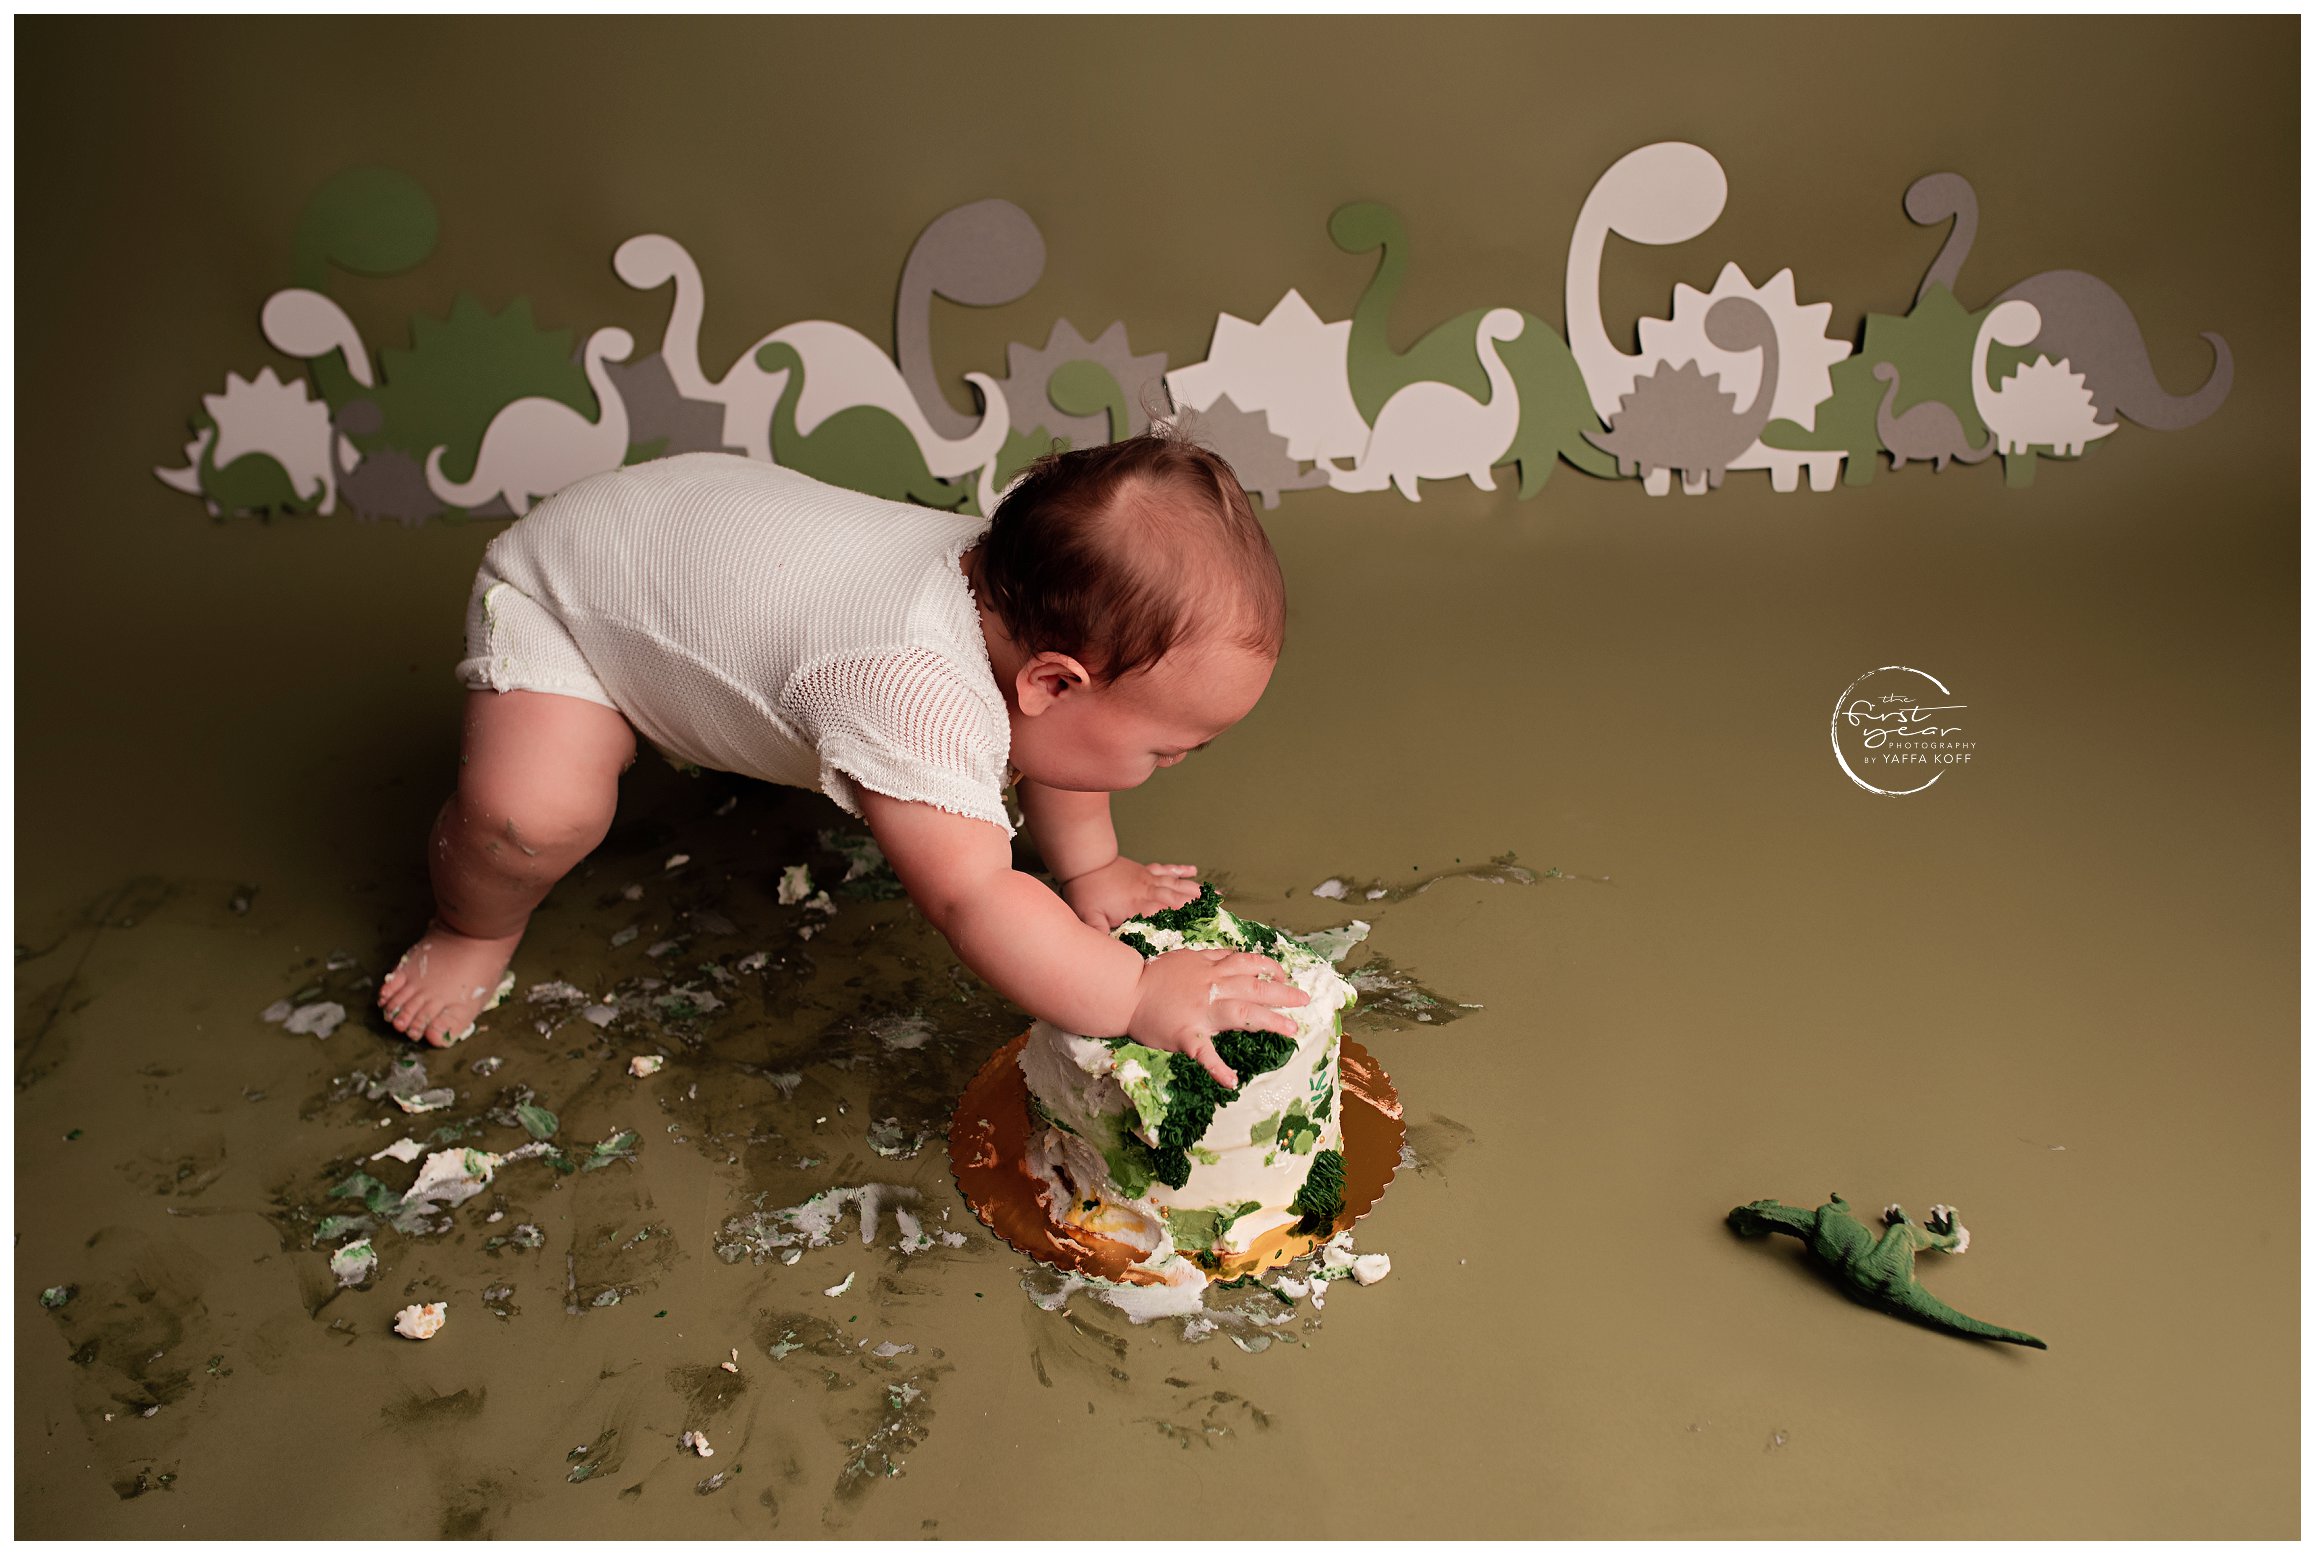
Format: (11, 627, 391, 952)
(1018, 885, 1358, 1292)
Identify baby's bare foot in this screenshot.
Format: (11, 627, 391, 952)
(377, 919, 521, 1047)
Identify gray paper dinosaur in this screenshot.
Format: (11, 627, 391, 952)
(1175, 395, 1332, 509)
(602, 353, 738, 460)
(1907, 172, 2231, 430)
(996, 319, 1169, 450)
(1584, 295, 1781, 490)
(896, 198, 1046, 439)
(1873, 362, 1993, 471)
(330, 401, 443, 525)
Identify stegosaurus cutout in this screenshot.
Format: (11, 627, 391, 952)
(365, 294, 596, 489)
(154, 368, 338, 519)
(993, 319, 1167, 455)
(1168, 395, 1331, 510)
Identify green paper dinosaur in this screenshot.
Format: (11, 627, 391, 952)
(1727, 1193, 2047, 1349)
(1329, 201, 1618, 496)
(752, 341, 972, 510)
(368, 294, 596, 486)
(291, 165, 439, 297)
(952, 359, 1118, 517)
(1046, 357, 1129, 444)
(188, 412, 312, 520)
(988, 423, 1071, 497)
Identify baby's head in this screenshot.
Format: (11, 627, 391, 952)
(968, 426, 1286, 791)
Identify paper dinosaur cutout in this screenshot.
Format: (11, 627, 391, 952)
(1165, 289, 1370, 465)
(994, 318, 1167, 453)
(1045, 357, 1132, 444)
(1564, 146, 1860, 496)
(1165, 395, 1331, 510)
(424, 326, 634, 516)
(895, 198, 1045, 439)
(1872, 361, 1993, 471)
(153, 368, 338, 518)
(367, 294, 596, 514)
(1908, 171, 2232, 433)
(598, 351, 740, 464)
(1332, 201, 1612, 495)
(289, 164, 438, 296)
(1970, 299, 2121, 462)
(1330, 308, 1526, 500)
(1584, 295, 1779, 494)
(752, 340, 972, 510)
(1727, 1192, 2047, 1349)
(613, 232, 795, 463)
(327, 401, 439, 525)
(1565, 142, 1728, 428)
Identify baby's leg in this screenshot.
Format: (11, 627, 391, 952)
(378, 688, 636, 1045)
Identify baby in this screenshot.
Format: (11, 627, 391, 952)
(376, 429, 1307, 1086)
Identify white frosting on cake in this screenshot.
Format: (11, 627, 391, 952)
(1018, 898, 1357, 1273)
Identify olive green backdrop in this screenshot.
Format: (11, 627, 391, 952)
(14, 14, 2298, 1539)
(15, 14, 2294, 880)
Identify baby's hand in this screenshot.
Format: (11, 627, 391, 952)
(1059, 856, 1201, 931)
(1127, 947, 1310, 1088)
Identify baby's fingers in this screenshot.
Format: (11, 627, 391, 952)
(1217, 950, 1303, 991)
(1179, 1032, 1238, 1089)
(1213, 985, 1305, 1045)
(1147, 863, 1199, 879)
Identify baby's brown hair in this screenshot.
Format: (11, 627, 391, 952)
(971, 425, 1286, 687)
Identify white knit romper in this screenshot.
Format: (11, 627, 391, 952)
(455, 452, 1015, 835)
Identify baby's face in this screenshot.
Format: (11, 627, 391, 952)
(1012, 636, 1275, 792)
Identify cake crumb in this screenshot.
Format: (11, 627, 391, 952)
(393, 1302, 446, 1340)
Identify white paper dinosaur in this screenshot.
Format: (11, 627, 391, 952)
(1326, 309, 1524, 501)
(424, 326, 635, 515)
(1166, 289, 1370, 464)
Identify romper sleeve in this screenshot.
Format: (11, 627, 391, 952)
(784, 646, 1015, 836)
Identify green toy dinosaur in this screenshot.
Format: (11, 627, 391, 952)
(1727, 1193, 2047, 1349)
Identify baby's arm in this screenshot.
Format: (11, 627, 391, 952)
(855, 789, 1306, 1086)
(1013, 781, 1118, 883)
(1016, 780, 1200, 930)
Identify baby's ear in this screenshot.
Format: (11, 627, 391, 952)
(1016, 651, 1092, 715)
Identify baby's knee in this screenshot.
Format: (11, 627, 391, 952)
(454, 769, 616, 862)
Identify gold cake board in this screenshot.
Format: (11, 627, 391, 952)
(948, 1030, 1404, 1285)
